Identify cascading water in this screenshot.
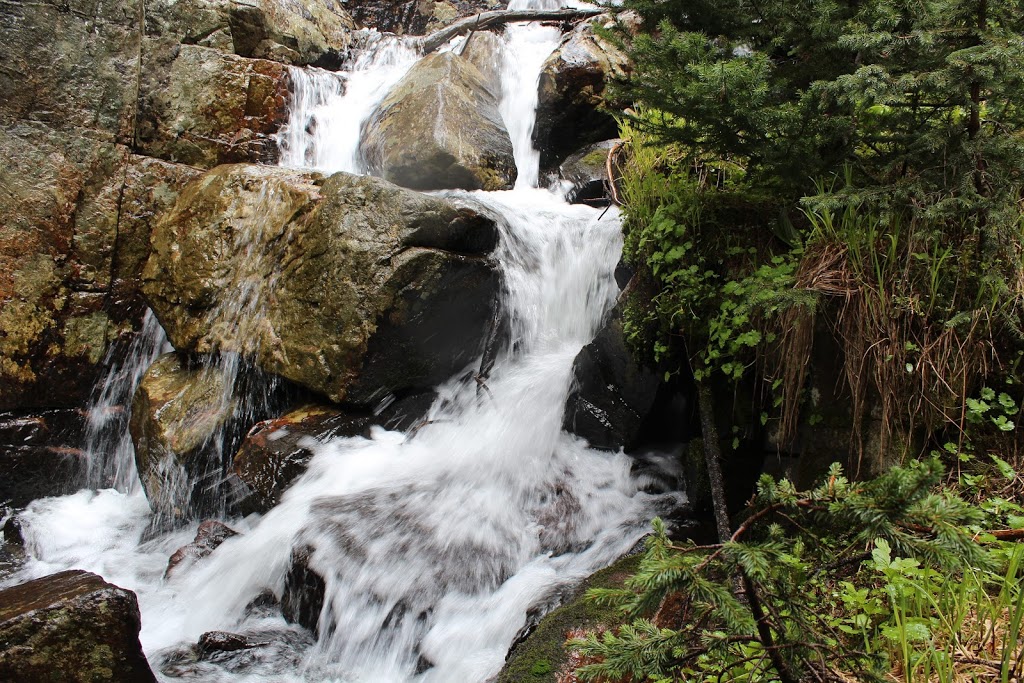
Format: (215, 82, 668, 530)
(278, 34, 419, 173)
(6, 7, 686, 682)
(83, 309, 169, 492)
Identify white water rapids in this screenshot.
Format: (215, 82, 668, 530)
(6, 7, 684, 682)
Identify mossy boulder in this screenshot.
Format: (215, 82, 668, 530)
(497, 554, 640, 683)
(143, 164, 499, 406)
(361, 51, 516, 191)
(0, 570, 156, 682)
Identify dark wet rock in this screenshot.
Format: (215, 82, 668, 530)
(136, 44, 291, 168)
(165, 520, 239, 578)
(558, 139, 620, 205)
(563, 304, 661, 451)
(376, 390, 439, 432)
(232, 405, 372, 514)
(0, 570, 156, 682)
(143, 164, 500, 406)
(533, 17, 631, 170)
(361, 51, 516, 191)
(281, 546, 326, 635)
(197, 630, 258, 655)
(2, 515, 23, 547)
(231, 393, 438, 513)
(0, 409, 88, 507)
(343, 0, 501, 35)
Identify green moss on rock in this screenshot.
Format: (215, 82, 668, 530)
(497, 554, 640, 683)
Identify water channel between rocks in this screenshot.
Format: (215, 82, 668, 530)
(6, 4, 685, 681)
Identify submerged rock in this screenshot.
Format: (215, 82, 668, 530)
(232, 405, 372, 513)
(159, 626, 312, 678)
(533, 18, 631, 170)
(143, 164, 500, 406)
(0, 409, 87, 507)
(281, 546, 326, 635)
(165, 520, 240, 578)
(0, 570, 156, 682)
(361, 51, 516, 191)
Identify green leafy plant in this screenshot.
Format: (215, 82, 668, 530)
(570, 459, 1024, 682)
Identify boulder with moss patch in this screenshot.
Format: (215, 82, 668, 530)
(0, 570, 156, 682)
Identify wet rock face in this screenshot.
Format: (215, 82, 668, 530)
(136, 45, 291, 168)
(145, 0, 355, 67)
(563, 304, 661, 451)
(129, 354, 242, 525)
(0, 570, 156, 682)
(0, 410, 88, 508)
(143, 164, 500, 406)
(0, 126, 136, 410)
(165, 520, 239, 578)
(232, 406, 372, 513)
(533, 18, 631, 171)
(361, 51, 516, 191)
(0, 0, 341, 412)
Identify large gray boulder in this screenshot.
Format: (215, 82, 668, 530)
(143, 164, 500, 406)
(361, 51, 516, 191)
(533, 18, 631, 170)
(0, 570, 156, 682)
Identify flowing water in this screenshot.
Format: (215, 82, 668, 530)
(7, 7, 685, 681)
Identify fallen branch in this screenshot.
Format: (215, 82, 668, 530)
(417, 8, 603, 53)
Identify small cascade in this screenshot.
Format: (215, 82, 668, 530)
(500, 0, 564, 189)
(277, 34, 419, 173)
(7, 6, 687, 683)
(83, 309, 168, 493)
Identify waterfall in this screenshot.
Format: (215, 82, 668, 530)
(82, 309, 168, 493)
(6, 7, 685, 682)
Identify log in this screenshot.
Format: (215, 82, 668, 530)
(417, 8, 603, 54)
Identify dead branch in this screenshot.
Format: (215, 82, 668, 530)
(417, 8, 603, 54)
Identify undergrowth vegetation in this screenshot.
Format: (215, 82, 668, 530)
(567, 0, 1024, 678)
(571, 460, 1024, 682)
